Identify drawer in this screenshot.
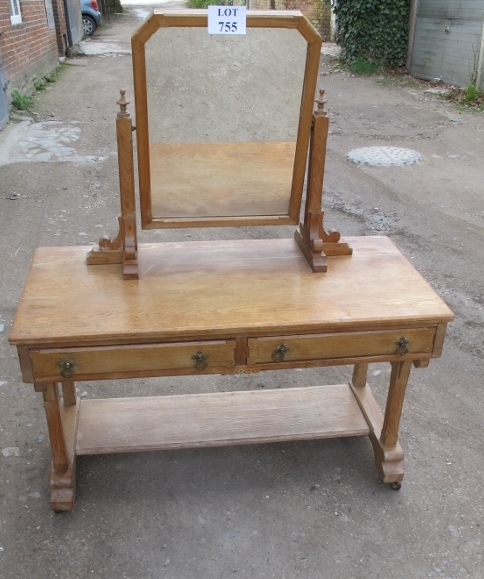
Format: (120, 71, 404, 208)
(247, 328, 436, 366)
(30, 340, 236, 381)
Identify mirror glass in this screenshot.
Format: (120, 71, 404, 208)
(144, 26, 306, 221)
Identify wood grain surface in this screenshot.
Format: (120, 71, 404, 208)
(76, 384, 370, 455)
(10, 236, 454, 347)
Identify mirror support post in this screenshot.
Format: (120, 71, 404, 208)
(117, 90, 138, 280)
(86, 90, 139, 280)
(294, 89, 352, 271)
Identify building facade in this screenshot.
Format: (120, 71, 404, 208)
(0, 0, 82, 129)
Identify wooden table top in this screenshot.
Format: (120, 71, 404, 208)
(9, 236, 454, 347)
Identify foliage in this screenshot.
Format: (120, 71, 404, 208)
(349, 57, 381, 75)
(443, 84, 484, 110)
(11, 90, 32, 111)
(331, 0, 410, 69)
(188, 0, 223, 7)
(463, 84, 478, 103)
(44, 64, 67, 84)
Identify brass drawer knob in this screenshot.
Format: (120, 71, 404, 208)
(58, 358, 75, 379)
(395, 337, 409, 356)
(272, 344, 290, 363)
(192, 350, 208, 371)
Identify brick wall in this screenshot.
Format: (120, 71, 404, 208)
(51, 0, 67, 55)
(0, 0, 60, 98)
(247, 0, 332, 40)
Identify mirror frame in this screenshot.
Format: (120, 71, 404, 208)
(131, 9, 322, 230)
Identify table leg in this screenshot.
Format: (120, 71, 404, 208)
(43, 383, 68, 470)
(40, 382, 79, 511)
(352, 363, 368, 388)
(350, 361, 411, 486)
(61, 381, 77, 406)
(380, 361, 412, 448)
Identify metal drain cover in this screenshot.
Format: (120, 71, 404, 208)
(346, 146, 422, 167)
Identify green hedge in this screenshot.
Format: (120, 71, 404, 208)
(333, 0, 410, 68)
(188, 0, 223, 7)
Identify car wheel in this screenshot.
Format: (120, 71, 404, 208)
(83, 15, 97, 37)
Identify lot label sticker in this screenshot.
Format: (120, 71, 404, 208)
(208, 6, 246, 35)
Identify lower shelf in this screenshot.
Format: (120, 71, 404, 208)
(76, 384, 370, 455)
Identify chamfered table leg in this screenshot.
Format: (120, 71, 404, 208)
(350, 361, 411, 485)
(61, 380, 77, 406)
(351, 362, 369, 388)
(39, 382, 79, 511)
(380, 361, 413, 448)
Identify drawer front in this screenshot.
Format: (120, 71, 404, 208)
(248, 328, 436, 366)
(31, 340, 236, 381)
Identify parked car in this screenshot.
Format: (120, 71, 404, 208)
(81, 0, 102, 37)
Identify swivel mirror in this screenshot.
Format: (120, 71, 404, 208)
(134, 10, 319, 228)
(87, 10, 351, 278)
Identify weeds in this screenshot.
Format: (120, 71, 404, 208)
(442, 84, 484, 110)
(376, 71, 424, 89)
(463, 84, 478, 103)
(11, 90, 32, 111)
(9, 65, 68, 116)
(376, 77, 394, 87)
(44, 64, 67, 83)
(348, 57, 381, 75)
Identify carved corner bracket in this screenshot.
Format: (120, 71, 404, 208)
(295, 89, 352, 272)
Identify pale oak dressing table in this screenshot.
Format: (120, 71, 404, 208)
(9, 11, 454, 510)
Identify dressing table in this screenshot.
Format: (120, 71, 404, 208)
(9, 10, 454, 510)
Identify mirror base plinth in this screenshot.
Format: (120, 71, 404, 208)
(86, 247, 139, 280)
(322, 241, 353, 257)
(294, 226, 353, 272)
(294, 229, 328, 272)
(86, 215, 139, 279)
(123, 262, 139, 280)
(86, 247, 124, 265)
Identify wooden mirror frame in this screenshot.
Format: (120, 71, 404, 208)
(87, 9, 352, 279)
(132, 9, 322, 230)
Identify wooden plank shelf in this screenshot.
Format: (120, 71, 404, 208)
(76, 384, 370, 455)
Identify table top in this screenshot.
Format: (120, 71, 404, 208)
(9, 236, 454, 347)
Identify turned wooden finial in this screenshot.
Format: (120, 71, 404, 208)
(316, 89, 327, 116)
(117, 89, 129, 117)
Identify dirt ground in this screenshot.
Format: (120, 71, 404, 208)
(1, 6, 484, 578)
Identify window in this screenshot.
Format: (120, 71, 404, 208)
(9, 0, 22, 25)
